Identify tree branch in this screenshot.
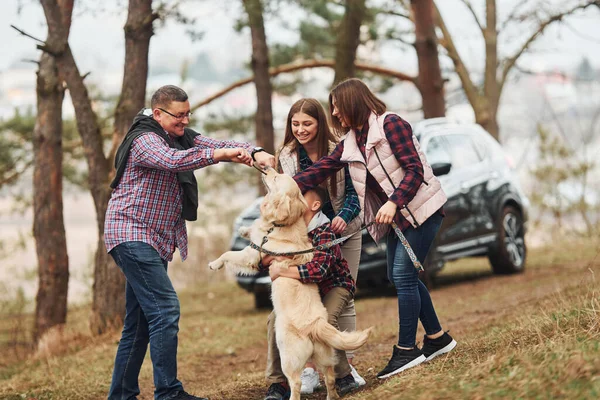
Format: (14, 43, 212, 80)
(499, 1, 529, 32)
(0, 160, 33, 186)
(433, 2, 482, 109)
(378, 8, 412, 21)
(458, 0, 484, 33)
(10, 24, 46, 44)
(190, 59, 417, 111)
(500, 1, 600, 91)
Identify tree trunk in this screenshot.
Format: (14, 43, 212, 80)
(482, 0, 499, 140)
(32, 0, 73, 344)
(91, 0, 156, 335)
(33, 53, 69, 343)
(40, 0, 116, 334)
(411, 0, 445, 118)
(243, 0, 274, 195)
(109, 0, 157, 166)
(333, 0, 366, 85)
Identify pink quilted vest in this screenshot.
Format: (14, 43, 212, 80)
(341, 112, 447, 243)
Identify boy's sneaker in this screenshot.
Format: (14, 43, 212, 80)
(421, 332, 457, 361)
(300, 367, 321, 394)
(264, 382, 290, 400)
(350, 364, 366, 387)
(376, 346, 426, 379)
(335, 373, 359, 395)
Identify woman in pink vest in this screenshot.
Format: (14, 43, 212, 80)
(293, 78, 457, 379)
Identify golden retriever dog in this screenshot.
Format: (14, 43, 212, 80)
(209, 167, 371, 400)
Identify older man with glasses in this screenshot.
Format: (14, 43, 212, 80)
(105, 85, 274, 400)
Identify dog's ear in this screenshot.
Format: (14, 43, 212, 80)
(275, 195, 292, 222)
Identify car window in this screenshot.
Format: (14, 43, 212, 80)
(443, 134, 482, 170)
(424, 136, 451, 165)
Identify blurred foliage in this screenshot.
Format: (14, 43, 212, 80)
(529, 124, 599, 237)
(0, 108, 34, 190)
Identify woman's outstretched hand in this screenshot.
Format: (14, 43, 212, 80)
(253, 151, 276, 169)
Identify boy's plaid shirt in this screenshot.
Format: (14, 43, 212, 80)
(104, 132, 253, 261)
(296, 223, 356, 297)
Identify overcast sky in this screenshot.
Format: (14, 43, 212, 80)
(2, 0, 600, 85)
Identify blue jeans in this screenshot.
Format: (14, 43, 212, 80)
(108, 241, 183, 400)
(386, 212, 443, 348)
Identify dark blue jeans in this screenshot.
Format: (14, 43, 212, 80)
(108, 241, 183, 400)
(386, 212, 443, 348)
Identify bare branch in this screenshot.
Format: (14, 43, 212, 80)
(500, 1, 600, 90)
(387, 30, 415, 46)
(378, 8, 411, 21)
(499, 1, 531, 32)
(190, 60, 417, 111)
(22, 59, 40, 65)
(10, 24, 45, 44)
(564, 20, 600, 44)
(0, 160, 34, 186)
(433, 2, 482, 109)
(458, 0, 484, 33)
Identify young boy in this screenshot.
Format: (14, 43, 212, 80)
(260, 186, 359, 400)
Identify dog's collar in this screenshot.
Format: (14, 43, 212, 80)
(271, 222, 287, 228)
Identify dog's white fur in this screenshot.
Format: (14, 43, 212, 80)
(209, 167, 371, 400)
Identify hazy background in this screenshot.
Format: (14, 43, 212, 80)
(1, 0, 599, 307)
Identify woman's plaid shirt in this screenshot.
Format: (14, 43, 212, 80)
(104, 132, 253, 262)
(294, 114, 425, 232)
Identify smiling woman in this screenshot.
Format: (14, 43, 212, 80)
(276, 97, 366, 391)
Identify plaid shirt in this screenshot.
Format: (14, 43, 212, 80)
(297, 145, 360, 224)
(297, 222, 355, 297)
(294, 114, 426, 232)
(104, 132, 253, 261)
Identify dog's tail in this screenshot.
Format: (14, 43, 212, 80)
(307, 318, 372, 351)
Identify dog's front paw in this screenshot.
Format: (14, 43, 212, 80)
(208, 259, 224, 270)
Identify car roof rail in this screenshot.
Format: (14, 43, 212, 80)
(412, 117, 460, 133)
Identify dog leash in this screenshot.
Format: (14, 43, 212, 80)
(248, 164, 423, 270)
(249, 221, 424, 271)
(249, 222, 374, 256)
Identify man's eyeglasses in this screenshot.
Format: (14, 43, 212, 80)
(158, 108, 193, 120)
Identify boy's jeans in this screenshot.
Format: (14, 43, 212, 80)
(108, 241, 183, 400)
(265, 286, 353, 383)
(386, 212, 444, 348)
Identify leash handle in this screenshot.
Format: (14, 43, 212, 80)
(391, 222, 424, 271)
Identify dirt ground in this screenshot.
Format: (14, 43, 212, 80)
(140, 250, 599, 400)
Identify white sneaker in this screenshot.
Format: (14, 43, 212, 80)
(300, 367, 321, 394)
(350, 364, 366, 387)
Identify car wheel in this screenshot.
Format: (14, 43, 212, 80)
(489, 205, 526, 274)
(254, 292, 272, 309)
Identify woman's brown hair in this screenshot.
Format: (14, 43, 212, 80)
(329, 78, 387, 135)
(279, 98, 338, 197)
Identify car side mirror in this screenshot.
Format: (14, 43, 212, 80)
(431, 162, 452, 177)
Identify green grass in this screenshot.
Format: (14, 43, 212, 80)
(1, 237, 599, 400)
